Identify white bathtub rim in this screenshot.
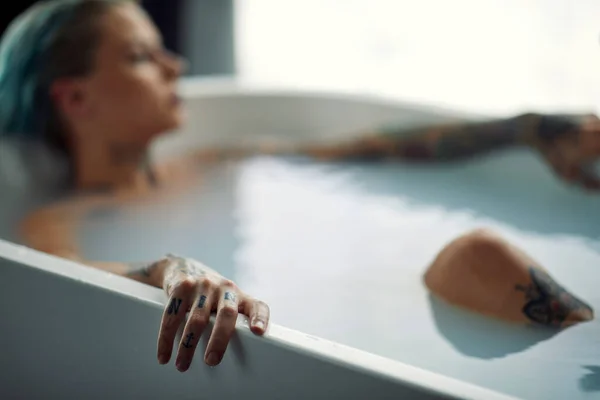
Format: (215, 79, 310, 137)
(0, 238, 518, 400)
(177, 75, 490, 120)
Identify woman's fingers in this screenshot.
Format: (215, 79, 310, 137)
(156, 278, 195, 365)
(246, 298, 270, 335)
(204, 282, 240, 366)
(174, 280, 215, 372)
(156, 254, 271, 371)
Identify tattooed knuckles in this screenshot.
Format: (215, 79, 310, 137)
(172, 277, 202, 294)
(220, 278, 238, 292)
(217, 281, 240, 318)
(176, 275, 232, 294)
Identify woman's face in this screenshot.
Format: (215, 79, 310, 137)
(72, 2, 185, 146)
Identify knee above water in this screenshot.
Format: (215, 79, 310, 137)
(423, 228, 510, 286)
(424, 228, 595, 327)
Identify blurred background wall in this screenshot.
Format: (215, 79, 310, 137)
(2, 0, 599, 116)
(0, 0, 235, 76)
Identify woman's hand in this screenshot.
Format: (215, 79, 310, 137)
(533, 114, 600, 191)
(154, 254, 270, 372)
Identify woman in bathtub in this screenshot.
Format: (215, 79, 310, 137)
(0, 0, 595, 373)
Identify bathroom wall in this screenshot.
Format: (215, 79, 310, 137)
(235, 0, 600, 116)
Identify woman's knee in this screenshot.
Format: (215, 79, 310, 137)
(423, 228, 527, 317)
(423, 228, 594, 326)
(424, 228, 511, 285)
(452, 228, 506, 253)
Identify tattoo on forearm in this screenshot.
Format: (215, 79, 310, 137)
(410, 114, 536, 161)
(334, 113, 540, 163)
(431, 121, 520, 160)
(198, 295, 207, 308)
(536, 114, 580, 144)
(515, 266, 593, 327)
(168, 298, 182, 315)
(126, 261, 157, 277)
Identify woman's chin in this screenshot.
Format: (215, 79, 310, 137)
(169, 107, 187, 129)
(158, 112, 186, 136)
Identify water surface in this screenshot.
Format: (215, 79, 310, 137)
(80, 149, 600, 400)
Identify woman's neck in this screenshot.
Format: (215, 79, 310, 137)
(72, 142, 156, 192)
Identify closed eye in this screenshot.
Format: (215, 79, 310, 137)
(128, 50, 153, 63)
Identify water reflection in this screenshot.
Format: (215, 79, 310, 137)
(342, 149, 600, 240)
(580, 365, 600, 393)
(428, 294, 558, 359)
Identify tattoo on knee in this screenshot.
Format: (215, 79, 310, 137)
(515, 266, 592, 327)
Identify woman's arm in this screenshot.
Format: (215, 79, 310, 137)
(384, 112, 541, 161)
(292, 113, 542, 162)
(17, 192, 229, 288)
(189, 113, 547, 163)
(17, 180, 186, 285)
(197, 111, 598, 190)
(18, 198, 270, 371)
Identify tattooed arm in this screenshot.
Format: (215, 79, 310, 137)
(291, 112, 600, 189)
(189, 109, 600, 189)
(366, 112, 542, 162)
(116, 255, 221, 288)
(20, 202, 270, 371)
(18, 195, 226, 289)
(274, 113, 537, 162)
(299, 112, 594, 161)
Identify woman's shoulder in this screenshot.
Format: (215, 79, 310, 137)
(0, 137, 72, 242)
(0, 137, 70, 192)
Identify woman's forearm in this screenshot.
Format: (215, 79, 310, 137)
(314, 113, 544, 162)
(390, 113, 542, 161)
(267, 113, 543, 163)
(176, 112, 593, 169)
(104, 260, 164, 287)
(73, 255, 219, 289)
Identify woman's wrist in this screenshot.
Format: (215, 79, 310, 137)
(154, 254, 223, 292)
(523, 113, 589, 149)
(510, 112, 544, 147)
(122, 258, 169, 288)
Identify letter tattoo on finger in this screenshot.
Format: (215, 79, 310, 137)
(168, 298, 182, 315)
(224, 292, 237, 303)
(197, 295, 207, 309)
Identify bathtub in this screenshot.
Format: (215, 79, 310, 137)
(1, 77, 598, 399)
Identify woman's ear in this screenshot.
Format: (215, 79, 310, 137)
(49, 78, 91, 121)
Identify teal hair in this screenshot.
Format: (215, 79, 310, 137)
(0, 0, 126, 144)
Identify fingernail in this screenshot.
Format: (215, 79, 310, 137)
(176, 359, 188, 372)
(206, 352, 221, 366)
(255, 320, 265, 331)
(158, 354, 168, 365)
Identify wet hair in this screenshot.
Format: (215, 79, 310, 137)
(0, 0, 131, 154)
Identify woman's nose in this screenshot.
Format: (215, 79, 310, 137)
(162, 50, 187, 79)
